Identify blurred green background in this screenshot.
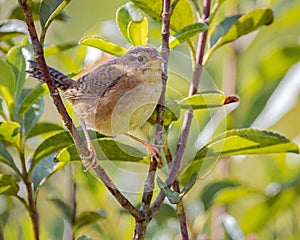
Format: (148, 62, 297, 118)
(1, 0, 300, 239)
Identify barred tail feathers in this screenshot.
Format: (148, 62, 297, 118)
(26, 60, 75, 91)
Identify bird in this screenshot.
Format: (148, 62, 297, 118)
(26, 46, 164, 168)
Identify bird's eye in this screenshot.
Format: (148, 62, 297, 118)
(137, 56, 144, 62)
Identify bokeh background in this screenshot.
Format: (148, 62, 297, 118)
(1, 0, 300, 239)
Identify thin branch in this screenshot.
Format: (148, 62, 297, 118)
(173, 183, 189, 239)
(149, 0, 211, 217)
(18, 0, 141, 222)
(133, 0, 172, 238)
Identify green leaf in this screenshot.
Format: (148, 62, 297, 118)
(0, 141, 17, 170)
(73, 210, 106, 232)
(31, 131, 73, 171)
(131, 0, 194, 31)
(18, 84, 49, 121)
(182, 129, 299, 183)
(50, 198, 73, 224)
(0, 174, 19, 196)
(157, 177, 179, 204)
(9, 2, 67, 22)
(76, 236, 93, 240)
(39, 0, 70, 29)
(116, 2, 144, 43)
(44, 42, 78, 56)
(32, 154, 66, 191)
(169, 23, 208, 49)
(196, 128, 299, 160)
(206, 8, 274, 62)
(27, 122, 64, 139)
(17, 89, 45, 137)
(0, 121, 20, 147)
(39, 0, 70, 44)
(241, 189, 297, 233)
(127, 17, 148, 46)
(6, 46, 27, 100)
(0, 60, 15, 119)
(0, 19, 28, 41)
(55, 138, 146, 162)
(0, 98, 7, 120)
(79, 37, 127, 56)
(178, 91, 226, 109)
(201, 180, 241, 210)
(157, 172, 197, 204)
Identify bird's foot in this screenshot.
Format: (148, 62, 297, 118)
(81, 147, 98, 172)
(144, 142, 163, 165)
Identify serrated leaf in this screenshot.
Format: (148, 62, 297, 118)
(178, 92, 226, 109)
(131, 0, 194, 31)
(169, 23, 208, 49)
(79, 37, 127, 57)
(0, 60, 15, 119)
(0, 174, 19, 196)
(206, 8, 274, 62)
(27, 122, 64, 139)
(18, 84, 49, 121)
(196, 128, 299, 160)
(6, 46, 27, 100)
(127, 17, 148, 46)
(73, 210, 106, 232)
(55, 138, 146, 162)
(182, 129, 299, 185)
(50, 198, 73, 224)
(0, 19, 28, 41)
(116, 2, 144, 43)
(39, 0, 70, 29)
(31, 131, 73, 171)
(0, 121, 20, 147)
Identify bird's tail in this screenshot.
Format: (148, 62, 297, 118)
(26, 60, 75, 91)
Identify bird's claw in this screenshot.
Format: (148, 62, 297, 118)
(145, 143, 163, 165)
(81, 149, 98, 172)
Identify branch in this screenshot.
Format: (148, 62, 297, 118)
(133, 0, 171, 238)
(149, 0, 211, 217)
(18, 0, 141, 221)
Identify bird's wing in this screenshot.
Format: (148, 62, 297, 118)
(63, 61, 128, 100)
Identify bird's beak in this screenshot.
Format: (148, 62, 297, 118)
(155, 56, 166, 63)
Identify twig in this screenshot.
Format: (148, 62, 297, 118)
(133, 0, 171, 238)
(173, 183, 189, 239)
(149, 0, 211, 217)
(166, 146, 189, 239)
(18, 0, 142, 223)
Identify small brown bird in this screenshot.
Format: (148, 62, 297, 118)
(27, 46, 163, 167)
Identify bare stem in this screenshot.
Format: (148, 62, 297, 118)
(150, 0, 211, 218)
(18, 0, 141, 225)
(133, 0, 171, 238)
